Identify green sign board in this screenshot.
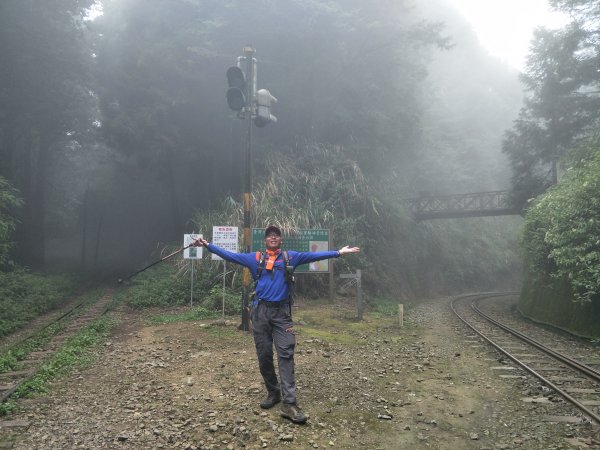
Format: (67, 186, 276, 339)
(251, 228, 330, 273)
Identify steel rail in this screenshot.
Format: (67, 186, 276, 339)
(0, 296, 98, 403)
(0, 302, 85, 350)
(471, 299, 600, 383)
(450, 293, 600, 425)
(0, 289, 116, 403)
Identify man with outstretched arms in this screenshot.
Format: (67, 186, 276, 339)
(193, 225, 360, 424)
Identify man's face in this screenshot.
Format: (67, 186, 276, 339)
(265, 233, 282, 251)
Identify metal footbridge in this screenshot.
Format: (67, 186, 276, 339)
(404, 190, 521, 220)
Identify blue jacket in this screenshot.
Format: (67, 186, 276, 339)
(206, 243, 340, 302)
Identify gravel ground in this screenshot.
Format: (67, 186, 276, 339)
(3, 296, 599, 449)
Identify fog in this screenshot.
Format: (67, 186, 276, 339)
(0, 0, 524, 279)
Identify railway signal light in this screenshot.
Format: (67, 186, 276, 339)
(254, 88, 277, 127)
(226, 66, 246, 111)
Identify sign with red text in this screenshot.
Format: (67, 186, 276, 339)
(212, 226, 238, 260)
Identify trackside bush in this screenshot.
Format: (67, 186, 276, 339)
(521, 143, 600, 305)
(119, 264, 190, 308)
(120, 263, 241, 313)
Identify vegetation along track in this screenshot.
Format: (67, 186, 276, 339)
(451, 292, 600, 440)
(0, 286, 117, 404)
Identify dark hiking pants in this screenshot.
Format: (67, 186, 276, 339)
(251, 301, 296, 404)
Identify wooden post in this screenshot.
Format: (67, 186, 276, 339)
(398, 304, 404, 327)
(328, 228, 334, 302)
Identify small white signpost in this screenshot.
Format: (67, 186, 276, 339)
(183, 234, 202, 307)
(213, 226, 238, 318)
(340, 269, 363, 320)
(183, 234, 203, 259)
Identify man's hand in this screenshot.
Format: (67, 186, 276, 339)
(192, 237, 209, 247)
(339, 246, 360, 255)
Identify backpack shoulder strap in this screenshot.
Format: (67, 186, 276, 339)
(256, 251, 266, 278)
(281, 250, 295, 304)
(281, 250, 289, 268)
(281, 250, 295, 283)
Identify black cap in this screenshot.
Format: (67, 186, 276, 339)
(264, 225, 281, 238)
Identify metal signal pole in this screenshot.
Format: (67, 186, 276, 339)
(226, 46, 276, 331)
(240, 46, 256, 331)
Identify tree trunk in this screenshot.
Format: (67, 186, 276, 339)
(93, 215, 103, 268)
(18, 128, 49, 269)
(13, 128, 34, 266)
(81, 183, 90, 267)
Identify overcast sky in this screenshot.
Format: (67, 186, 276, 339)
(447, 0, 569, 70)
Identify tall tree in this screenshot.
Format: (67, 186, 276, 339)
(0, 0, 95, 267)
(503, 0, 600, 209)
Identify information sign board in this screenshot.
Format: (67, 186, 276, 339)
(183, 234, 203, 259)
(251, 228, 330, 273)
(212, 226, 238, 260)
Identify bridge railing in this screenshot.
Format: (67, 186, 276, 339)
(404, 190, 520, 220)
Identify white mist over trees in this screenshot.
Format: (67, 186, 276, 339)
(0, 0, 526, 295)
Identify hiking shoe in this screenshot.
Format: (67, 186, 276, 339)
(280, 403, 308, 424)
(260, 391, 281, 409)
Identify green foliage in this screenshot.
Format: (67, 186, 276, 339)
(0, 270, 80, 337)
(120, 261, 242, 314)
(191, 142, 522, 298)
(519, 271, 600, 338)
(119, 264, 191, 309)
(503, 2, 600, 208)
(0, 287, 103, 373)
(0, 177, 23, 268)
(522, 141, 600, 304)
(10, 316, 116, 402)
(205, 286, 241, 316)
(147, 307, 219, 325)
(0, 322, 64, 373)
(193, 143, 373, 297)
(0, 400, 16, 416)
(371, 297, 406, 318)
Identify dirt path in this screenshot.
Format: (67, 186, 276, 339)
(6, 297, 594, 449)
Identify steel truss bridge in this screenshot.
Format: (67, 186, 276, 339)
(404, 190, 521, 221)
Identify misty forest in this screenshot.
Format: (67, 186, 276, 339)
(1, 0, 600, 340)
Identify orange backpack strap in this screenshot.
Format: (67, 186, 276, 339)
(256, 251, 266, 278)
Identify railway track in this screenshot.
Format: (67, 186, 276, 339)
(0, 287, 118, 404)
(451, 292, 600, 431)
